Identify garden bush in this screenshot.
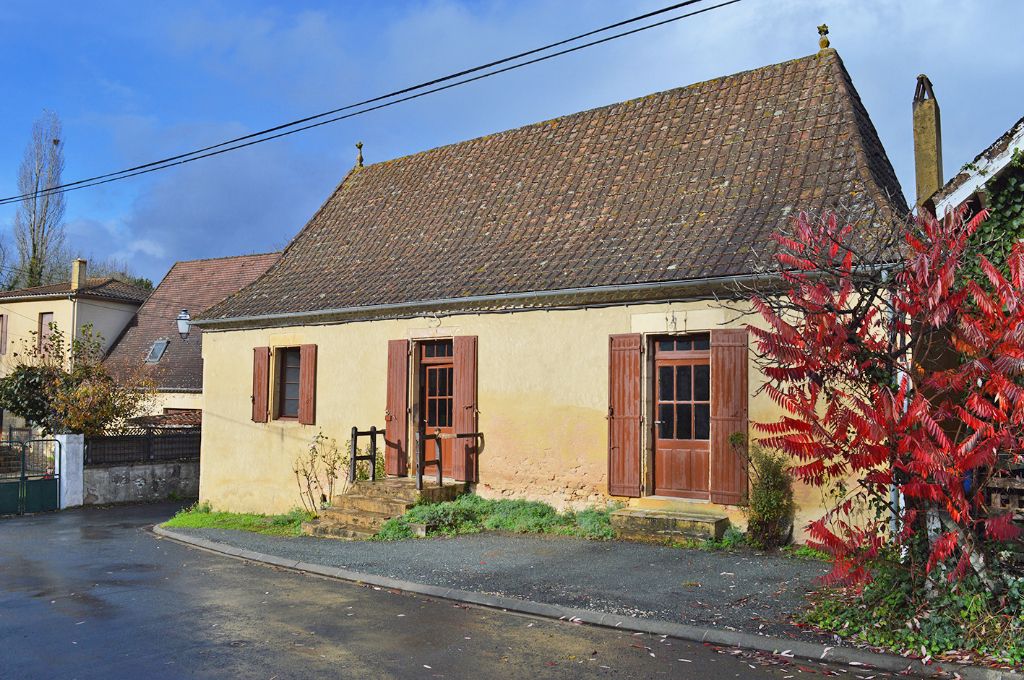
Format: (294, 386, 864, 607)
(742, 441, 795, 549)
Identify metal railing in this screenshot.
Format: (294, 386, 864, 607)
(84, 427, 200, 466)
(414, 428, 482, 491)
(348, 426, 384, 483)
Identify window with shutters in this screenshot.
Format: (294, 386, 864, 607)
(275, 347, 302, 419)
(0, 314, 7, 355)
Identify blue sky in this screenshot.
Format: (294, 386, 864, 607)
(1, 0, 1022, 283)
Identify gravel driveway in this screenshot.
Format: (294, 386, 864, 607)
(170, 527, 830, 641)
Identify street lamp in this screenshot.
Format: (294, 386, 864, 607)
(176, 309, 192, 341)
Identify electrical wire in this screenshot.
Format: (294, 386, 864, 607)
(0, 0, 743, 205)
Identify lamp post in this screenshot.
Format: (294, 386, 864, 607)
(176, 309, 192, 341)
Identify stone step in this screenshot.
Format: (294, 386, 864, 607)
(343, 479, 465, 504)
(611, 507, 730, 542)
(330, 494, 415, 516)
(301, 519, 376, 540)
(318, 507, 394, 531)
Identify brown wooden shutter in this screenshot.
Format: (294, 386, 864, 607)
(252, 347, 270, 423)
(298, 344, 317, 425)
(608, 333, 642, 497)
(452, 335, 479, 482)
(710, 329, 749, 505)
(385, 339, 410, 477)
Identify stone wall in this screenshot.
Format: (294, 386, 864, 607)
(83, 461, 199, 505)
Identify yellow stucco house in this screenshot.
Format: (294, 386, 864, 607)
(0, 259, 149, 430)
(195, 46, 907, 539)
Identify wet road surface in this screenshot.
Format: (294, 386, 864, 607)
(0, 504, 866, 679)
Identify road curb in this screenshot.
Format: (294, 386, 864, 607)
(152, 525, 1021, 680)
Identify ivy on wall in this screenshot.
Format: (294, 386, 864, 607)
(969, 149, 1024, 278)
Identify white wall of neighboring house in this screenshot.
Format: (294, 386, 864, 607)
(76, 298, 142, 354)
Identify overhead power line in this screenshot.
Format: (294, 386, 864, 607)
(0, 0, 742, 206)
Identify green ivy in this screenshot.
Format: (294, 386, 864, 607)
(803, 556, 1024, 666)
(965, 149, 1024, 281)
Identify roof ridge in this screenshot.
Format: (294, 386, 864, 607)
(364, 51, 825, 172)
(821, 48, 909, 217)
(169, 251, 282, 266)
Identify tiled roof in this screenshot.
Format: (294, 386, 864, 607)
(203, 49, 906, 325)
(129, 409, 202, 428)
(0, 277, 150, 304)
(104, 253, 280, 390)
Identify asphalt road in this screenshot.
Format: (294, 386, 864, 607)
(0, 504, 860, 679)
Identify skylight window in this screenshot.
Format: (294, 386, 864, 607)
(145, 339, 170, 364)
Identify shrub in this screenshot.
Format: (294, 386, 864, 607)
(742, 441, 795, 550)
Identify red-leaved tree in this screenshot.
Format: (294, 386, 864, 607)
(751, 206, 1022, 585)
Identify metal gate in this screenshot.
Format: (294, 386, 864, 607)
(0, 439, 60, 515)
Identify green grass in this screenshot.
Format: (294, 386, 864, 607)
(163, 502, 314, 536)
(666, 525, 749, 551)
(374, 495, 621, 541)
(782, 544, 830, 561)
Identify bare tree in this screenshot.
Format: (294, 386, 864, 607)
(13, 111, 67, 288)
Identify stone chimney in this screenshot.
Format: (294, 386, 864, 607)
(913, 75, 943, 208)
(71, 258, 87, 291)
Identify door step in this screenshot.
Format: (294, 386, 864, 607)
(301, 478, 467, 540)
(610, 507, 730, 542)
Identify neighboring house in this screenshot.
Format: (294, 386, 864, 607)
(0, 259, 150, 430)
(915, 91, 1024, 525)
(104, 253, 280, 425)
(932, 117, 1024, 219)
(195, 40, 906, 537)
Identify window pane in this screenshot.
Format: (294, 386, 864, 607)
(428, 369, 438, 397)
(694, 364, 710, 401)
(657, 403, 674, 439)
(658, 339, 674, 352)
(441, 342, 452, 357)
(283, 399, 299, 418)
(426, 344, 435, 358)
(694, 404, 710, 439)
(676, 338, 691, 351)
(284, 349, 300, 367)
(693, 335, 710, 350)
(442, 400, 452, 427)
(676, 404, 692, 439)
(676, 366, 691, 400)
(285, 366, 300, 383)
(658, 366, 673, 401)
(285, 383, 299, 400)
(428, 400, 438, 426)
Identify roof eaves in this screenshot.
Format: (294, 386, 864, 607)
(194, 271, 781, 331)
(935, 114, 1024, 217)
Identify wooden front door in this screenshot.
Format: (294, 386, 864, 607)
(419, 340, 454, 478)
(653, 335, 711, 499)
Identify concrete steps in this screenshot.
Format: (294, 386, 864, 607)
(611, 506, 730, 542)
(302, 477, 467, 540)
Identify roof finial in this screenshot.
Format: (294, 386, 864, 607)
(355, 141, 364, 168)
(817, 23, 830, 50)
